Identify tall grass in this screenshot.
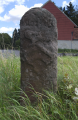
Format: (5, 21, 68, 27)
(0, 52, 78, 120)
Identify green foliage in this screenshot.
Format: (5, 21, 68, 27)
(15, 39, 20, 49)
(12, 28, 20, 49)
(0, 54, 78, 119)
(74, 5, 78, 26)
(65, 2, 75, 18)
(0, 33, 12, 49)
(58, 48, 78, 53)
(59, 2, 78, 26)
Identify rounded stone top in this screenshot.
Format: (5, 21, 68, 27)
(20, 7, 57, 28)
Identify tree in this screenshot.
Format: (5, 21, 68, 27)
(59, 6, 66, 12)
(17, 29, 20, 40)
(74, 5, 78, 26)
(64, 2, 75, 19)
(0, 34, 3, 49)
(15, 39, 20, 49)
(12, 28, 18, 47)
(12, 28, 20, 49)
(0, 33, 12, 49)
(60, 2, 78, 26)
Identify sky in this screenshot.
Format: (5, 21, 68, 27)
(0, 0, 78, 37)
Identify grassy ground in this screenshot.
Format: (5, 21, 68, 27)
(0, 53, 78, 120)
(58, 49, 78, 53)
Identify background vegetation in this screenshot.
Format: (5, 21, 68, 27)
(12, 28, 20, 49)
(58, 48, 78, 53)
(0, 2, 78, 50)
(59, 2, 78, 26)
(0, 33, 12, 49)
(0, 29, 20, 50)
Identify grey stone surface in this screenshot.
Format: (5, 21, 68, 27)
(20, 7, 58, 101)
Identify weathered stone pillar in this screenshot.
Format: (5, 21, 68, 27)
(20, 8, 58, 101)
